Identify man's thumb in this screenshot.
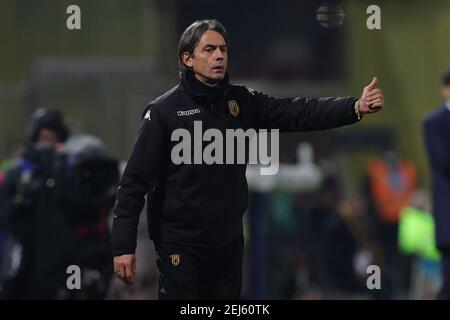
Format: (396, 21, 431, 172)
(366, 76, 378, 90)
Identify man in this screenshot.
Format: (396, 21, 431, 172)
(112, 19, 384, 299)
(0, 108, 70, 298)
(0, 109, 116, 299)
(423, 70, 450, 300)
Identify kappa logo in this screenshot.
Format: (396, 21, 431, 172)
(144, 110, 151, 120)
(177, 108, 200, 117)
(170, 254, 181, 267)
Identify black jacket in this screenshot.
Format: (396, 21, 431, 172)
(112, 72, 360, 256)
(423, 104, 450, 249)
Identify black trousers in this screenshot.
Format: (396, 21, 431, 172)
(154, 235, 244, 300)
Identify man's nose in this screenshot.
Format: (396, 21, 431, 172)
(214, 48, 225, 60)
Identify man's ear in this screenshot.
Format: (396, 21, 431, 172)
(182, 52, 193, 68)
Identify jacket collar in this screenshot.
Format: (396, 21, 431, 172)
(180, 69, 230, 107)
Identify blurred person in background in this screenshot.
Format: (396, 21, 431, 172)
(397, 189, 441, 299)
(112, 19, 385, 300)
(0, 108, 69, 299)
(423, 69, 450, 299)
(364, 150, 417, 298)
(0, 108, 118, 299)
(0, 140, 25, 295)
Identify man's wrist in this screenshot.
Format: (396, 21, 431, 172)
(354, 99, 362, 120)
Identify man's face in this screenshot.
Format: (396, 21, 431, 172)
(37, 128, 60, 146)
(182, 30, 228, 86)
(442, 85, 450, 100)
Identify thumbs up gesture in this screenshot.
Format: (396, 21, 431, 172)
(357, 77, 384, 114)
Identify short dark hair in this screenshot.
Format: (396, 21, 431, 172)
(442, 69, 450, 86)
(177, 19, 229, 75)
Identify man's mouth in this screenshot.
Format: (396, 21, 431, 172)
(212, 66, 224, 72)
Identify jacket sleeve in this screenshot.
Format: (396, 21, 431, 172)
(112, 105, 164, 256)
(0, 166, 19, 229)
(0, 165, 37, 243)
(249, 89, 360, 132)
(423, 118, 450, 175)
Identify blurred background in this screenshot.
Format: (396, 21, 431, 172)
(1, 0, 449, 299)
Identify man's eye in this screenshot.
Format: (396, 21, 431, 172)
(204, 48, 213, 52)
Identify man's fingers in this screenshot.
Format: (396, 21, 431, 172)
(115, 262, 126, 282)
(125, 265, 134, 284)
(367, 94, 383, 103)
(116, 265, 132, 285)
(367, 88, 381, 97)
(119, 265, 127, 281)
(114, 259, 121, 274)
(366, 76, 378, 91)
(113, 254, 136, 284)
(370, 98, 383, 105)
(369, 100, 383, 111)
(370, 105, 382, 113)
(125, 260, 134, 284)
